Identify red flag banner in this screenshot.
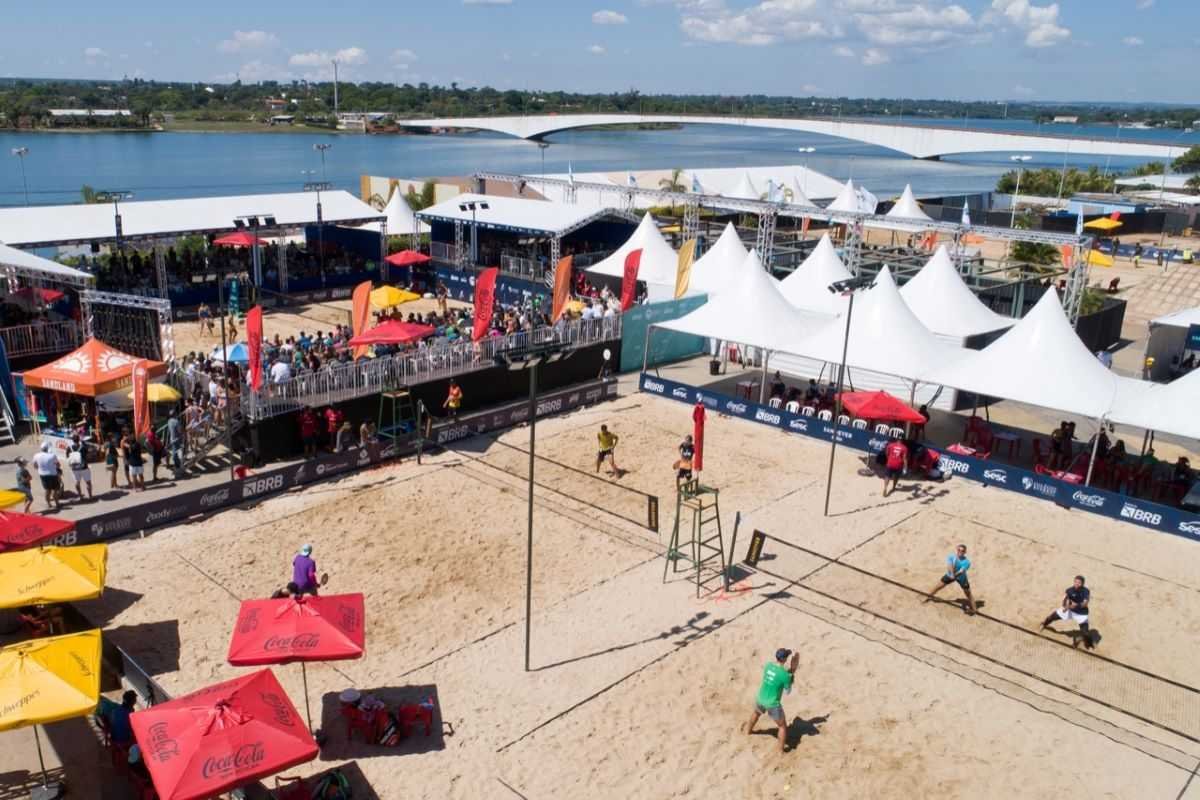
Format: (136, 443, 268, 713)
(350, 281, 372, 360)
(246, 305, 264, 391)
(800, 217, 811, 239)
(692, 402, 706, 473)
(551, 255, 573, 322)
(473, 267, 500, 341)
(620, 248, 643, 312)
(132, 359, 150, 439)
(1060, 245, 1074, 269)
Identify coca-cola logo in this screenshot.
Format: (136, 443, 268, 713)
(201, 742, 265, 779)
(258, 691, 296, 727)
(263, 633, 320, 651)
(338, 606, 361, 632)
(147, 721, 180, 763)
(199, 488, 231, 508)
(238, 608, 259, 634)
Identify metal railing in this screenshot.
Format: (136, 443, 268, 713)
(0, 319, 82, 358)
(429, 242, 459, 263)
(499, 253, 546, 281)
(243, 315, 622, 421)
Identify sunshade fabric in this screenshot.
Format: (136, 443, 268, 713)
(213, 231, 265, 247)
(126, 382, 182, 403)
(778, 234, 853, 315)
(586, 213, 679, 295)
(384, 250, 431, 267)
(210, 342, 250, 365)
(21, 338, 166, 397)
(227, 593, 365, 666)
(0, 630, 101, 731)
(899, 246, 1015, 338)
(688, 223, 748, 295)
(347, 319, 435, 346)
(838, 390, 927, 424)
(1084, 217, 1122, 231)
(0, 512, 73, 552)
(0, 544, 107, 607)
(369, 285, 421, 308)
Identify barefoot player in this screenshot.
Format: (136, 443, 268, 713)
(596, 425, 620, 476)
(675, 434, 695, 487)
(882, 433, 908, 497)
(1041, 575, 1093, 649)
(745, 648, 799, 753)
(926, 544, 978, 614)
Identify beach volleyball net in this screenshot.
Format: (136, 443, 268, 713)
(756, 536, 1200, 746)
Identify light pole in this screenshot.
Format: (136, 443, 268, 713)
(303, 175, 333, 279)
(459, 200, 489, 265)
(537, 141, 549, 180)
(313, 142, 332, 184)
(798, 146, 815, 195)
(10, 147, 29, 206)
(497, 341, 574, 671)
(95, 190, 135, 252)
(823, 275, 875, 518)
(1008, 155, 1032, 228)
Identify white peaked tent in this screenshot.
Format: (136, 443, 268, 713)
(688, 223, 749, 295)
(789, 177, 814, 208)
(924, 290, 1120, 419)
(657, 249, 827, 362)
(778, 235, 853, 315)
(723, 173, 762, 201)
(383, 188, 429, 234)
(789, 266, 960, 386)
(899, 246, 1014, 341)
(1109, 367, 1200, 440)
(586, 213, 678, 301)
(826, 179, 878, 214)
(868, 184, 934, 233)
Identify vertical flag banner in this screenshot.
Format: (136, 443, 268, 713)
(350, 281, 372, 360)
(800, 217, 811, 238)
(551, 255, 574, 322)
(674, 239, 697, 299)
(473, 267, 500, 341)
(620, 248, 643, 312)
(246, 305, 264, 391)
(692, 402, 706, 473)
(961, 203, 971, 227)
(132, 360, 150, 439)
(1061, 245, 1075, 270)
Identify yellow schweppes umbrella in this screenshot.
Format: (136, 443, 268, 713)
(674, 239, 698, 299)
(0, 630, 102, 789)
(369, 285, 421, 308)
(0, 544, 107, 608)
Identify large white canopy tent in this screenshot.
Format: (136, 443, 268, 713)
(825, 179, 879, 214)
(923, 289, 1121, 420)
(867, 184, 936, 233)
(778, 235, 852, 315)
(687, 223, 748, 296)
(586, 213, 678, 301)
(356, 186, 430, 238)
(0, 242, 94, 289)
(722, 173, 762, 202)
(899, 245, 1015, 342)
(1109, 367, 1200, 441)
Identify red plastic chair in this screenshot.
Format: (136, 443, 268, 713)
(128, 771, 158, 800)
(340, 704, 376, 743)
(396, 697, 436, 737)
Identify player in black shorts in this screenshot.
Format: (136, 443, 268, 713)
(676, 434, 695, 486)
(1041, 575, 1093, 649)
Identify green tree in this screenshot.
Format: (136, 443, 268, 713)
(404, 180, 437, 211)
(1010, 213, 1060, 270)
(80, 185, 99, 204)
(996, 167, 1114, 197)
(1172, 145, 1200, 173)
(1127, 161, 1164, 177)
(658, 168, 685, 214)
(1186, 174, 1200, 191)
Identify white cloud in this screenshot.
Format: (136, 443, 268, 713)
(1136, 0, 1153, 7)
(1122, 35, 1143, 46)
(83, 47, 107, 61)
(289, 47, 368, 68)
(390, 48, 418, 63)
(859, 3, 978, 47)
(678, 0, 837, 46)
(588, 44, 608, 54)
(989, 0, 1069, 48)
(834, 45, 856, 57)
(463, 0, 512, 4)
(862, 47, 890, 64)
(801, 83, 822, 92)
(218, 30, 279, 53)
(593, 9, 629, 24)
(335, 47, 368, 65)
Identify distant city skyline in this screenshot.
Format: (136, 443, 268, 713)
(2, 0, 1194, 104)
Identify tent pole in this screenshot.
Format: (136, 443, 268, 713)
(641, 324, 652, 376)
(33, 725, 48, 786)
(824, 291, 856, 517)
(1084, 419, 1103, 486)
(759, 350, 769, 404)
(301, 662, 313, 733)
(1140, 428, 1150, 457)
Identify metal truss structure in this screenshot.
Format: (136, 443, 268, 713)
(80, 289, 175, 362)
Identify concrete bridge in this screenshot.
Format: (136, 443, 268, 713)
(394, 113, 1183, 161)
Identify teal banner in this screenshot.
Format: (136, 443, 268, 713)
(620, 295, 708, 372)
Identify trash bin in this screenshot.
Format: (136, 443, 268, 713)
(709, 359, 720, 376)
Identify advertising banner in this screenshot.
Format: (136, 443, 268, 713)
(131, 360, 150, 439)
(472, 267, 499, 341)
(640, 372, 1200, 542)
(246, 305, 264, 391)
(431, 379, 618, 447)
(620, 249, 643, 312)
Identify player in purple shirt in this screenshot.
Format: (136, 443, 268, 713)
(292, 544, 318, 595)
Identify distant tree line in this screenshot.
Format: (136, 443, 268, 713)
(993, 145, 1200, 195)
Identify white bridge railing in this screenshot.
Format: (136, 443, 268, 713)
(0, 320, 82, 358)
(244, 315, 621, 421)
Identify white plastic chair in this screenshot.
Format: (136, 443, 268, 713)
(874, 423, 890, 435)
(768, 397, 783, 409)
(889, 426, 906, 438)
(785, 401, 801, 414)
(837, 414, 851, 427)
(818, 410, 833, 422)
(801, 406, 816, 417)
(852, 418, 867, 430)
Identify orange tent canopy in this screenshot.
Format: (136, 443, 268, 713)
(21, 338, 166, 397)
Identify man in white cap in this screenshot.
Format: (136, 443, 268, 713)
(292, 544, 319, 595)
(31, 442, 62, 511)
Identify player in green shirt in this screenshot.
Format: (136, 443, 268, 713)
(745, 647, 799, 753)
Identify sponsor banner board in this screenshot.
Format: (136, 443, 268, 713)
(431, 379, 617, 446)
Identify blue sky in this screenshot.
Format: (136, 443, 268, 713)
(1, 0, 1194, 103)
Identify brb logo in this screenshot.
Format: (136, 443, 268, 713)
(754, 408, 781, 425)
(672, 387, 689, 399)
(938, 456, 971, 475)
(1120, 503, 1162, 526)
(1071, 491, 1105, 509)
(437, 425, 472, 444)
(241, 474, 284, 499)
(982, 469, 1007, 484)
(643, 379, 666, 394)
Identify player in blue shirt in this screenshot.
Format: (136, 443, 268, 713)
(925, 543, 977, 615)
(1041, 575, 1093, 650)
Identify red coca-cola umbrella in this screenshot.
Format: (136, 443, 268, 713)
(837, 390, 926, 424)
(213, 230, 266, 248)
(129, 668, 318, 800)
(347, 319, 436, 347)
(384, 249, 431, 267)
(227, 594, 365, 732)
(0, 511, 73, 552)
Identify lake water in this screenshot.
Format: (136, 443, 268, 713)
(2, 117, 1193, 208)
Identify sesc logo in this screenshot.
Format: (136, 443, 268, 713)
(938, 456, 971, 475)
(1120, 503, 1162, 526)
(643, 379, 666, 394)
(982, 469, 1007, 484)
(672, 387, 689, 399)
(754, 408, 781, 425)
(1071, 491, 1105, 509)
(788, 418, 808, 432)
(241, 474, 284, 499)
(1177, 521, 1200, 537)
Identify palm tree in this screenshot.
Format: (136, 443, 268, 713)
(1186, 174, 1200, 192)
(367, 193, 387, 211)
(659, 168, 685, 215)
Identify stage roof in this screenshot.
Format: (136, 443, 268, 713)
(0, 190, 384, 249)
(417, 193, 626, 237)
(0, 242, 94, 288)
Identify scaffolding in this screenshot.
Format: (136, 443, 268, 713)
(79, 289, 175, 362)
